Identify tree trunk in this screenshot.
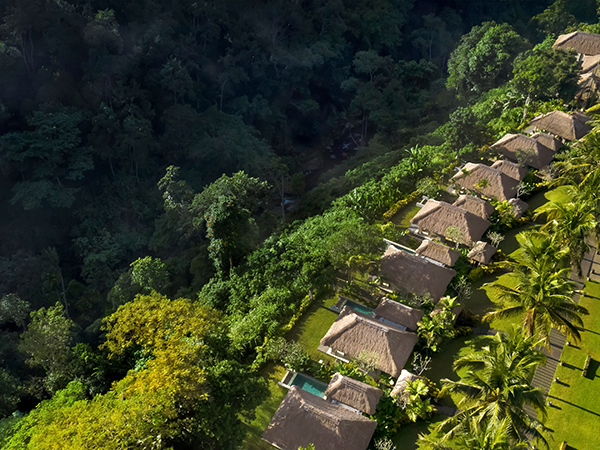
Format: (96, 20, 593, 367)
(280, 174, 285, 221)
(220, 75, 228, 112)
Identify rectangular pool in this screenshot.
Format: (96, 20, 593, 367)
(284, 372, 328, 398)
(341, 298, 376, 318)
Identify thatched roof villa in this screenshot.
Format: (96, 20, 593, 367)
(410, 199, 491, 245)
(380, 246, 457, 301)
(490, 134, 555, 170)
(390, 369, 427, 398)
(324, 373, 383, 415)
(576, 72, 600, 106)
(319, 306, 419, 378)
(415, 239, 461, 267)
(452, 163, 519, 201)
(553, 31, 600, 56)
(490, 160, 528, 182)
(467, 241, 497, 265)
(452, 194, 495, 220)
(508, 197, 529, 219)
(262, 386, 377, 450)
(374, 297, 424, 331)
(530, 132, 562, 152)
(581, 54, 600, 74)
(528, 110, 592, 140)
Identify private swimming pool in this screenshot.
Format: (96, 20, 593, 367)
(280, 371, 328, 398)
(343, 299, 376, 317)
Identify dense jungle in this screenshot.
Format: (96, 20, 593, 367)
(0, 0, 598, 448)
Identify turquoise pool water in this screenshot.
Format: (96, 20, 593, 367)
(342, 299, 376, 318)
(289, 372, 328, 398)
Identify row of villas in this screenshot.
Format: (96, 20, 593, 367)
(259, 31, 597, 450)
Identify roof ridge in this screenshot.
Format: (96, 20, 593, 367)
(354, 314, 391, 333)
(338, 376, 371, 393)
(300, 401, 343, 427)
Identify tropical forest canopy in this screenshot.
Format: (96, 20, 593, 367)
(0, 0, 599, 448)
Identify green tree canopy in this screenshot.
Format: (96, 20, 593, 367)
(18, 302, 75, 393)
(1, 104, 93, 209)
(436, 328, 547, 448)
(447, 22, 529, 100)
(511, 37, 579, 102)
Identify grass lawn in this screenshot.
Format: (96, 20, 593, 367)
(286, 294, 339, 362)
(544, 280, 600, 449)
(391, 201, 421, 228)
(242, 364, 288, 450)
(466, 272, 524, 333)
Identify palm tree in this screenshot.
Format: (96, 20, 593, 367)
(552, 131, 600, 186)
(418, 417, 528, 450)
(533, 196, 600, 277)
(496, 230, 568, 275)
(435, 328, 548, 448)
(483, 266, 588, 344)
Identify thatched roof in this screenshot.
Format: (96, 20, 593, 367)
(491, 134, 555, 170)
(262, 386, 377, 450)
(508, 197, 529, 219)
(415, 239, 461, 267)
(528, 110, 592, 140)
(452, 163, 519, 201)
(467, 241, 497, 265)
(320, 306, 419, 378)
(490, 160, 528, 182)
(410, 199, 491, 244)
(452, 195, 495, 220)
(374, 297, 424, 331)
(530, 132, 562, 152)
(582, 54, 600, 74)
(576, 72, 600, 104)
(324, 373, 383, 415)
(390, 370, 427, 398)
(380, 246, 457, 301)
(553, 31, 600, 55)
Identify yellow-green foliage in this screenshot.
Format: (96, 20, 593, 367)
(468, 264, 503, 281)
(281, 293, 313, 333)
(382, 190, 421, 222)
(2, 293, 221, 450)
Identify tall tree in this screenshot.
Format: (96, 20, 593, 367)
(483, 268, 588, 344)
(511, 37, 579, 102)
(446, 22, 529, 100)
(436, 328, 547, 448)
(190, 171, 269, 274)
(418, 416, 526, 450)
(18, 302, 75, 393)
(1, 104, 93, 209)
(534, 194, 600, 277)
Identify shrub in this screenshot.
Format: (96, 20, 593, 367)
(468, 264, 503, 281)
(252, 337, 310, 371)
(452, 326, 472, 338)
